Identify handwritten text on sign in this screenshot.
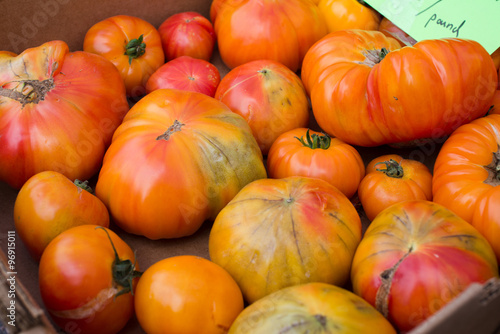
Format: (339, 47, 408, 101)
(364, 0, 500, 53)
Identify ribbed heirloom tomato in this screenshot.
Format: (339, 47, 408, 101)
(0, 40, 129, 189)
(301, 30, 498, 147)
(95, 89, 267, 239)
(267, 128, 365, 198)
(14, 170, 109, 261)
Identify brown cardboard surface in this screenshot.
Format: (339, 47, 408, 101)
(0, 1, 499, 334)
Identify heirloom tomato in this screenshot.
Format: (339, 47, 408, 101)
(318, 0, 382, 33)
(488, 90, 500, 115)
(378, 17, 416, 46)
(433, 114, 500, 262)
(145, 56, 220, 97)
(301, 30, 498, 147)
(267, 128, 365, 198)
(135, 255, 244, 334)
(83, 15, 164, 97)
(351, 200, 498, 332)
(209, 176, 362, 304)
(0, 40, 129, 189)
(39, 225, 141, 334)
(357, 154, 432, 221)
(229, 282, 396, 334)
(95, 89, 266, 240)
(214, 59, 309, 155)
(158, 11, 216, 62)
(14, 171, 109, 261)
(210, 0, 328, 72)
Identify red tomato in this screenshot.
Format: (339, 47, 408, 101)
(158, 11, 216, 62)
(14, 171, 109, 261)
(83, 15, 165, 97)
(215, 59, 310, 155)
(210, 0, 328, 71)
(351, 200, 498, 332)
(145, 56, 221, 97)
(0, 41, 129, 189)
(135, 255, 244, 333)
(267, 128, 365, 198)
(488, 89, 500, 115)
(39, 225, 141, 334)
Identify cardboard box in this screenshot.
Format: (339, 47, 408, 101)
(0, 1, 499, 333)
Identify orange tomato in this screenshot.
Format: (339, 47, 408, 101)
(83, 15, 164, 97)
(14, 171, 109, 261)
(39, 225, 141, 334)
(229, 282, 396, 333)
(351, 200, 498, 332)
(318, 0, 382, 33)
(209, 176, 362, 304)
(358, 154, 432, 221)
(134, 255, 244, 334)
(267, 128, 365, 198)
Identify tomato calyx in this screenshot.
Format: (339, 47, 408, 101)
(124, 35, 146, 65)
(96, 227, 142, 298)
(375, 159, 404, 178)
(295, 129, 331, 150)
(0, 79, 55, 106)
(74, 179, 94, 194)
(485, 147, 500, 184)
(156, 119, 185, 140)
(360, 48, 390, 67)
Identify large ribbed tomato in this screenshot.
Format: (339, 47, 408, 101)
(302, 30, 498, 147)
(0, 41, 129, 189)
(95, 89, 267, 239)
(351, 200, 498, 333)
(209, 176, 362, 304)
(433, 114, 500, 262)
(210, 0, 328, 72)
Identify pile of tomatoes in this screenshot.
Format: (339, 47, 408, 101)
(1, 0, 500, 333)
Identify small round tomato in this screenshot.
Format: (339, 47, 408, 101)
(145, 56, 221, 97)
(135, 255, 244, 334)
(267, 128, 365, 198)
(158, 11, 216, 62)
(39, 225, 141, 334)
(14, 171, 109, 261)
(83, 15, 164, 97)
(318, 0, 382, 33)
(358, 154, 432, 221)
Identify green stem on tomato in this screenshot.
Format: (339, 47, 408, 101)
(295, 129, 331, 149)
(74, 179, 94, 194)
(375, 159, 404, 178)
(124, 35, 146, 65)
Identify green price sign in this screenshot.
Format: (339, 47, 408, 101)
(364, 0, 500, 53)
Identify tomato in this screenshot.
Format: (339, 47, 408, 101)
(209, 176, 362, 304)
(83, 15, 164, 98)
(267, 128, 365, 198)
(351, 200, 499, 332)
(210, 0, 328, 72)
(214, 59, 310, 155)
(301, 30, 498, 147)
(14, 171, 109, 261)
(135, 255, 244, 333)
(317, 0, 382, 33)
(39, 225, 141, 334)
(229, 282, 397, 334)
(95, 89, 267, 239)
(0, 41, 129, 189)
(378, 17, 417, 46)
(488, 89, 500, 115)
(357, 154, 432, 221)
(433, 114, 500, 262)
(145, 55, 221, 97)
(158, 11, 216, 62)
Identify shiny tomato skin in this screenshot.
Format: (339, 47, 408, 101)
(39, 225, 139, 334)
(267, 127, 365, 198)
(135, 255, 244, 334)
(158, 11, 216, 61)
(318, 0, 382, 33)
(83, 15, 165, 97)
(145, 55, 220, 97)
(14, 171, 109, 261)
(0, 41, 129, 189)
